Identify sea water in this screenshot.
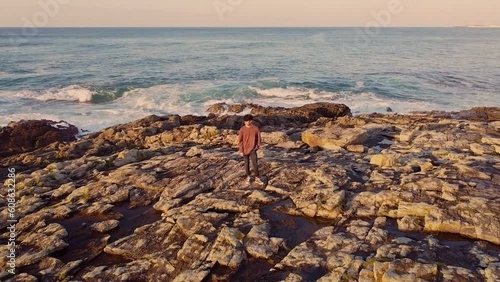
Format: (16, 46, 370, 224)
(0, 27, 499, 131)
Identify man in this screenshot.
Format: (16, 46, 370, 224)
(238, 114, 264, 185)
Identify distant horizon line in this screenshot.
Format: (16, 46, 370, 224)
(0, 25, 489, 28)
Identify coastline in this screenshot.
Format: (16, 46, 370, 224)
(1, 102, 499, 281)
(455, 25, 500, 28)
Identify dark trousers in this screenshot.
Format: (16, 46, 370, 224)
(244, 150, 259, 177)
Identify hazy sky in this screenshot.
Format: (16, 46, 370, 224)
(1, 0, 499, 27)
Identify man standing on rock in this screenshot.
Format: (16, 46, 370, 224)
(238, 114, 264, 185)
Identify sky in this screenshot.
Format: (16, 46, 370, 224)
(0, 0, 499, 27)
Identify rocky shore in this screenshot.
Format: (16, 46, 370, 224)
(1, 103, 499, 282)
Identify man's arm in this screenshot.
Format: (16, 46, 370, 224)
(256, 127, 262, 150)
(238, 128, 244, 155)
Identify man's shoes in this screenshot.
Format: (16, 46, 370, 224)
(245, 176, 252, 185)
(254, 177, 265, 185)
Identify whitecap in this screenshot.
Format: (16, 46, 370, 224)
(249, 86, 311, 99)
(15, 85, 93, 102)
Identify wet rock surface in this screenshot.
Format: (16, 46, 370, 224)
(0, 119, 78, 158)
(1, 103, 499, 282)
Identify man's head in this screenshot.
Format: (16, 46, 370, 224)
(243, 114, 253, 127)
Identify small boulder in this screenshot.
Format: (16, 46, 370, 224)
(261, 132, 288, 145)
(186, 146, 204, 157)
(91, 220, 120, 233)
(347, 145, 365, 153)
(370, 154, 400, 167)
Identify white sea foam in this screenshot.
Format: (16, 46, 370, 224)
(247, 86, 449, 114)
(249, 86, 309, 98)
(15, 85, 93, 102)
(0, 113, 60, 126)
(119, 84, 200, 115)
(331, 91, 447, 114)
(0, 83, 461, 133)
(51, 121, 72, 129)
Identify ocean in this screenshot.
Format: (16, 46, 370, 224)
(0, 27, 499, 132)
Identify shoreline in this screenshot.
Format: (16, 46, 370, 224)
(2, 102, 498, 138)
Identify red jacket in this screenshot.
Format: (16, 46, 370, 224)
(238, 125, 261, 155)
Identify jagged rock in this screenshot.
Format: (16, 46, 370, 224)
(207, 102, 351, 121)
(17, 224, 68, 267)
(455, 107, 500, 121)
(290, 187, 346, 219)
(206, 104, 225, 114)
(494, 145, 500, 155)
(374, 217, 387, 227)
(347, 144, 365, 153)
(441, 266, 479, 281)
(104, 221, 176, 259)
(186, 146, 204, 157)
(172, 268, 211, 282)
(454, 164, 491, 180)
(6, 273, 37, 282)
(261, 131, 289, 145)
(84, 202, 115, 215)
(0, 119, 78, 157)
(199, 126, 219, 138)
(397, 216, 424, 231)
(176, 234, 209, 262)
(282, 273, 304, 282)
(56, 260, 84, 280)
(114, 149, 154, 166)
(37, 257, 65, 277)
(91, 220, 120, 233)
(83, 258, 179, 281)
(420, 161, 434, 171)
(276, 140, 303, 149)
(370, 154, 400, 167)
(176, 212, 220, 236)
(302, 127, 362, 150)
(373, 259, 438, 281)
(47, 205, 73, 219)
(51, 182, 76, 198)
(470, 143, 496, 155)
(207, 227, 246, 268)
(244, 223, 275, 259)
(485, 262, 500, 282)
(482, 136, 500, 146)
(317, 272, 342, 281)
(380, 269, 417, 282)
(424, 207, 500, 245)
(2, 104, 500, 282)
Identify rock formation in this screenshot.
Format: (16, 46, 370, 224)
(0, 103, 499, 282)
(0, 120, 78, 158)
